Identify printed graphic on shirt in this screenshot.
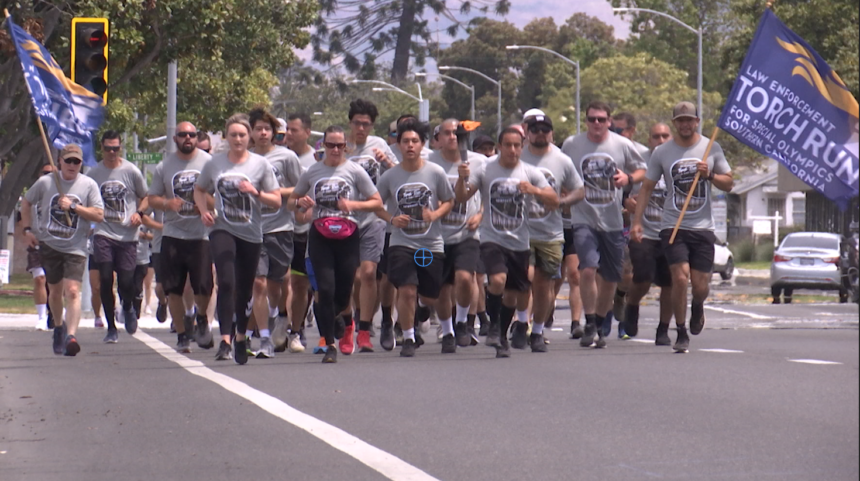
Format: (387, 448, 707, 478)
(395, 182, 433, 236)
(172, 170, 200, 218)
(442, 175, 467, 227)
(100, 180, 129, 223)
(489, 178, 525, 232)
(528, 168, 556, 219)
(350, 155, 380, 185)
(581, 153, 617, 205)
(216, 173, 253, 224)
(313, 176, 351, 219)
(47, 194, 81, 239)
(671, 158, 707, 212)
(261, 165, 283, 216)
(645, 179, 667, 224)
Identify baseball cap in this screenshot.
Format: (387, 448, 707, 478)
(60, 144, 83, 161)
(522, 108, 545, 122)
(524, 114, 553, 130)
(672, 101, 698, 120)
(472, 134, 495, 151)
(277, 118, 287, 133)
(389, 120, 398, 135)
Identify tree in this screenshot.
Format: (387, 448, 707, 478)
(0, 0, 316, 217)
(311, 0, 510, 83)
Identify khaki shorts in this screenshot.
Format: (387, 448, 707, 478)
(529, 240, 563, 279)
(40, 243, 86, 284)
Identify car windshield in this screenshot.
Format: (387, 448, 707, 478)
(781, 235, 839, 250)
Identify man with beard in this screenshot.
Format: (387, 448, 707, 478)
(148, 121, 214, 352)
(87, 131, 150, 342)
(377, 119, 455, 356)
(456, 128, 558, 358)
(632, 102, 733, 352)
(21, 144, 104, 356)
(560, 101, 646, 349)
(520, 113, 584, 351)
(428, 119, 485, 349)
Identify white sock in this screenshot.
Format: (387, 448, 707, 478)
(440, 317, 454, 336)
(516, 309, 529, 325)
(36, 304, 47, 321)
(185, 307, 196, 317)
(404, 327, 415, 341)
(455, 304, 469, 324)
(245, 330, 254, 338)
(417, 298, 428, 308)
(269, 306, 279, 318)
(532, 323, 544, 335)
(260, 329, 271, 338)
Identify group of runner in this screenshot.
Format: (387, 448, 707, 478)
(19, 97, 732, 363)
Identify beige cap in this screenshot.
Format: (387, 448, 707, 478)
(60, 144, 83, 161)
(672, 101, 698, 120)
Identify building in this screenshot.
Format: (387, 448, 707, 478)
(726, 159, 806, 241)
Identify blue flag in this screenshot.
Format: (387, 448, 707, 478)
(7, 16, 105, 167)
(719, 9, 859, 210)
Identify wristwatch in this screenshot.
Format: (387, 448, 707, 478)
(23, 227, 32, 234)
(70, 203, 78, 213)
(707, 171, 715, 181)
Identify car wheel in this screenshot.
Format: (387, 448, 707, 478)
(839, 288, 849, 303)
(720, 258, 734, 280)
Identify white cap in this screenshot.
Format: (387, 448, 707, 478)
(277, 118, 287, 133)
(522, 108, 545, 122)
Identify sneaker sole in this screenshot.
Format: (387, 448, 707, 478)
(673, 347, 689, 353)
(64, 341, 81, 357)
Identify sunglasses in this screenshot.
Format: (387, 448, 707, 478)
(41, 170, 53, 176)
(63, 158, 82, 165)
(102, 146, 121, 152)
(275, 133, 286, 141)
(528, 125, 552, 134)
(201, 148, 210, 153)
(324, 142, 347, 150)
(651, 133, 671, 140)
(176, 131, 197, 138)
(610, 126, 625, 134)
(351, 120, 373, 129)
(587, 116, 609, 124)
(388, 132, 397, 137)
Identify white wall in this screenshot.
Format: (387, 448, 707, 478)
(743, 186, 804, 227)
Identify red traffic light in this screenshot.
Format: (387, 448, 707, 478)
(82, 29, 107, 49)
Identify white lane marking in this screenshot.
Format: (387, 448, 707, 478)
(629, 339, 655, 344)
(550, 328, 564, 332)
(699, 348, 744, 353)
(133, 330, 440, 481)
(788, 359, 843, 365)
(705, 305, 775, 320)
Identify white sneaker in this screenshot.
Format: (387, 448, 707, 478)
(272, 317, 289, 351)
(419, 319, 431, 334)
(35, 318, 48, 331)
(94, 317, 105, 329)
(436, 324, 443, 342)
(288, 332, 305, 353)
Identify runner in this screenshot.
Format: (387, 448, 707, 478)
(631, 102, 733, 352)
(472, 135, 495, 335)
(148, 210, 169, 325)
(455, 128, 558, 358)
(288, 125, 383, 363)
(20, 164, 55, 330)
(87, 131, 150, 341)
(194, 114, 281, 364)
(20, 144, 104, 356)
(378, 119, 455, 356)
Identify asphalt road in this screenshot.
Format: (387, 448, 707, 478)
(1, 299, 857, 481)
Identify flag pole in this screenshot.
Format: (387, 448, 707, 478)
(669, 126, 721, 244)
(4, 9, 70, 223)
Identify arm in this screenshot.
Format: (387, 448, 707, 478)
(141, 214, 162, 231)
(424, 198, 454, 223)
(630, 178, 657, 243)
(194, 185, 215, 227)
(532, 186, 559, 210)
(20, 199, 37, 248)
(560, 187, 585, 207)
(343, 192, 383, 213)
(454, 161, 478, 203)
(710, 171, 733, 192)
(73, 203, 104, 223)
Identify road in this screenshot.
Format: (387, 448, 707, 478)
(0, 299, 857, 481)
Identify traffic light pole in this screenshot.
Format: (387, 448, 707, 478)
(166, 61, 177, 153)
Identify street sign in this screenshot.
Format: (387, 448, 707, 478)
(126, 152, 163, 164)
(753, 220, 772, 235)
(0, 249, 10, 284)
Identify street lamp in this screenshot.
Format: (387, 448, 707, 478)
(350, 79, 429, 121)
(438, 66, 502, 137)
(416, 72, 475, 121)
(507, 45, 580, 135)
(613, 7, 703, 133)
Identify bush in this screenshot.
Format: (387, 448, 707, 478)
(731, 238, 756, 263)
(755, 242, 775, 262)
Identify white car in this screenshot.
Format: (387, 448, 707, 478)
(714, 242, 734, 280)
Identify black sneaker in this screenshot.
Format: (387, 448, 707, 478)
(53, 325, 66, 355)
(495, 341, 511, 358)
(124, 308, 138, 335)
(478, 319, 489, 336)
(441, 334, 457, 354)
(415, 304, 431, 325)
(400, 339, 416, 357)
(380, 320, 395, 351)
(176, 333, 192, 353)
(322, 345, 337, 363)
(234, 339, 249, 365)
(103, 329, 118, 344)
(674, 326, 690, 352)
(624, 305, 639, 337)
(570, 321, 583, 339)
(469, 325, 480, 346)
(334, 316, 345, 340)
(196, 315, 214, 349)
(156, 303, 168, 323)
(579, 323, 596, 347)
(594, 331, 607, 349)
(454, 322, 470, 347)
(511, 321, 528, 349)
(529, 333, 548, 352)
(415, 331, 425, 348)
(689, 305, 705, 335)
(655, 324, 672, 346)
(63, 335, 80, 356)
(485, 321, 501, 347)
(215, 341, 233, 361)
(183, 315, 195, 339)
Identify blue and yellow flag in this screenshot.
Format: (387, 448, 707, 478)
(719, 9, 859, 210)
(7, 16, 104, 166)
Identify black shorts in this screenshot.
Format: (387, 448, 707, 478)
(151, 253, 164, 283)
(572, 225, 625, 283)
(660, 229, 716, 273)
(443, 238, 480, 284)
(563, 228, 577, 257)
(161, 236, 214, 296)
(290, 231, 308, 276)
(476, 256, 486, 275)
(629, 238, 672, 287)
(257, 231, 294, 280)
(386, 246, 444, 299)
(88, 255, 99, 271)
(25, 247, 42, 273)
(92, 235, 137, 272)
(480, 242, 531, 292)
(377, 232, 392, 280)
(40, 244, 86, 284)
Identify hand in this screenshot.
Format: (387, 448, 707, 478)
(623, 197, 637, 212)
(129, 212, 142, 227)
(58, 196, 74, 211)
(24, 231, 37, 248)
(296, 196, 315, 210)
(201, 211, 215, 227)
(696, 161, 709, 178)
(518, 181, 535, 195)
(166, 197, 184, 212)
(422, 207, 436, 223)
(466, 213, 482, 231)
(337, 197, 353, 214)
(613, 169, 630, 188)
(630, 223, 643, 243)
(391, 215, 410, 228)
(457, 163, 471, 180)
(238, 180, 259, 196)
(373, 148, 392, 167)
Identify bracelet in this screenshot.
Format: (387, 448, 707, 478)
(137, 210, 145, 217)
(626, 173, 633, 185)
(707, 171, 715, 181)
(295, 198, 300, 208)
(23, 227, 32, 234)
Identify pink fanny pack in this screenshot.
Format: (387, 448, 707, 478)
(313, 217, 358, 240)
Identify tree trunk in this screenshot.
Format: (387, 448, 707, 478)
(0, 138, 46, 218)
(391, 0, 418, 84)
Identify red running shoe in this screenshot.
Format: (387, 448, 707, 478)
(339, 323, 355, 355)
(357, 330, 374, 353)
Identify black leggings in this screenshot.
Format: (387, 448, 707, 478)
(99, 262, 135, 331)
(117, 264, 149, 320)
(308, 227, 360, 346)
(209, 230, 261, 338)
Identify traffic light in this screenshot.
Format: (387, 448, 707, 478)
(71, 17, 109, 104)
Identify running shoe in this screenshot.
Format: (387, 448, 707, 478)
(618, 322, 629, 340)
(511, 321, 528, 350)
(441, 334, 456, 354)
(673, 326, 690, 353)
(299, 328, 307, 347)
(400, 339, 416, 357)
(63, 335, 80, 356)
(394, 323, 404, 346)
(529, 333, 548, 353)
(155, 303, 168, 323)
(690, 306, 705, 336)
(469, 324, 480, 346)
(52, 325, 66, 355)
(322, 345, 337, 363)
(103, 329, 119, 344)
(570, 321, 583, 339)
(594, 331, 607, 349)
(380, 320, 395, 351)
(655, 324, 672, 346)
(196, 315, 214, 349)
(339, 323, 355, 355)
(612, 291, 626, 324)
(257, 337, 275, 359)
(601, 311, 613, 338)
(215, 341, 233, 361)
(485, 321, 501, 348)
(234, 339, 249, 365)
(415, 330, 425, 348)
(313, 337, 327, 354)
(183, 314, 195, 340)
(176, 333, 192, 353)
(454, 322, 471, 347)
(334, 316, 345, 340)
(272, 318, 289, 352)
(478, 320, 489, 337)
(305, 306, 314, 328)
(357, 330, 374, 353)
(579, 323, 596, 348)
(624, 305, 640, 338)
(288, 332, 305, 353)
(94, 317, 105, 329)
(124, 307, 138, 335)
(495, 342, 511, 359)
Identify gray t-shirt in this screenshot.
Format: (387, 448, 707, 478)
(377, 161, 455, 253)
(148, 150, 212, 241)
(293, 146, 318, 235)
(646, 136, 731, 232)
(347, 135, 397, 228)
(632, 178, 667, 240)
(86, 159, 148, 242)
(24, 174, 103, 257)
(195, 151, 279, 244)
(151, 210, 164, 254)
(136, 225, 151, 265)
(521, 146, 583, 243)
(468, 159, 550, 252)
(561, 132, 646, 232)
(293, 160, 379, 226)
(428, 150, 485, 245)
(255, 146, 302, 234)
(632, 139, 650, 158)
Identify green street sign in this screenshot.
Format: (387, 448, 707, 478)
(127, 152, 163, 164)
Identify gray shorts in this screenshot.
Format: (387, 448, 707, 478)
(572, 225, 625, 283)
(359, 219, 386, 264)
(256, 231, 294, 280)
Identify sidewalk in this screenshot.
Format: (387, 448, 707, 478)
(0, 312, 174, 330)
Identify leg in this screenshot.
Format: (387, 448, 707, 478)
(669, 263, 691, 327)
(595, 273, 616, 317)
(98, 261, 118, 330)
(89, 267, 102, 318)
(143, 266, 155, 313)
(233, 239, 262, 341)
(396, 284, 418, 332)
(63, 279, 83, 336)
(48, 282, 64, 328)
(210, 231, 238, 342)
(579, 266, 598, 315)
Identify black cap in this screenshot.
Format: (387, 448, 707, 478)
(472, 134, 495, 150)
(524, 114, 553, 130)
